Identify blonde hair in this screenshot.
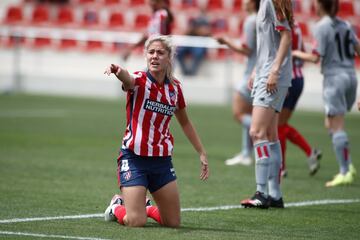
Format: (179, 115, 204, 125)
(144, 35, 176, 84)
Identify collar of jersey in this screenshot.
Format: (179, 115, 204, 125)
(146, 71, 170, 85)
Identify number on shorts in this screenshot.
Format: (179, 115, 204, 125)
(121, 159, 129, 172)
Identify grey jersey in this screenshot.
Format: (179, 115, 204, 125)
(242, 13, 257, 82)
(255, 0, 292, 87)
(313, 16, 359, 75)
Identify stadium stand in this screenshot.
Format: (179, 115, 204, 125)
(0, 0, 358, 65)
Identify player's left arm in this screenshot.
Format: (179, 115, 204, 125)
(175, 108, 209, 180)
(292, 50, 320, 63)
(267, 29, 292, 93)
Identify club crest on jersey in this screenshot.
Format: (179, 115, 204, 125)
(144, 99, 176, 116)
(169, 91, 176, 103)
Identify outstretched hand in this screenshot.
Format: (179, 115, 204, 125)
(104, 64, 121, 76)
(199, 153, 209, 181)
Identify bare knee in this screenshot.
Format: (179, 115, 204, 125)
(125, 214, 147, 227)
(162, 217, 181, 228)
(250, 127, 263, 142)
(232, 111, 243, 123)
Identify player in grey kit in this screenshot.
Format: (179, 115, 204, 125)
(293, 0, 359, 187)
(240, 0, 293, 209)
(216, 0, 260, 166)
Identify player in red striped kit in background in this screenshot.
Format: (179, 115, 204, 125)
(103, 35, 209, 227)
(278, 21, 322, 179)
(122, 0, 173, 60)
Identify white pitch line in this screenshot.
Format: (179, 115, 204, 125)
(0, 231, 111, 240)
(0, 214, 103, 224)
(0, 199, 359, 224)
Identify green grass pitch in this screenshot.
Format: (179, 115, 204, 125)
(0, 94, 359, 240)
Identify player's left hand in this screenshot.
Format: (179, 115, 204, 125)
(199, 153, 209, 181)
(266, 71, 279, 94)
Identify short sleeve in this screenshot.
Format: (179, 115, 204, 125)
(242, 16, 256, 51)
(122, 71, 145, 92)
(349, 25, 359, 46)
(131, 71, 145, 86)
(176, 83, 186, 110)
(312, 24, 327, 56)
(268, 1, 291, 32)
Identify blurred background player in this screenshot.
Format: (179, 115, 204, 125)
(293, 0, 359, 187)
(176, 8, 211, 76)
(240, 0, 293, 209)
(215, 0, 260, 166)
(122, 0, 173, 60)
(278, 20, 322, 178)
(103, 35, 209, 227)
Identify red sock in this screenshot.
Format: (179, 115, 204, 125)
(146, 206, 162, 224)
(278, 125, 288, 171)
(286, 124, 312, 156)
(113, 205, 126, 225)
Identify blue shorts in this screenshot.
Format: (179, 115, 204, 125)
(117, 149, 177, 193)
(282, 77, 304, 111)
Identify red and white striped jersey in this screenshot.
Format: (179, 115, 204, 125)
(147, 9, 172, 36)
(292, 22, 305, 79)
(121, 71, 186, 157)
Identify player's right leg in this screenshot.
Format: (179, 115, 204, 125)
(325, 115, 354, 187)
(241, 106, 275, 208)
(120, 186, 148, 227)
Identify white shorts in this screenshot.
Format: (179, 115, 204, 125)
(251, 81, 288, 112)
(323, 71, 357, 116)
(235, 78, 252, 104)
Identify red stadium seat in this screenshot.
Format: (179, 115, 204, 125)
(85, 40, 103, 51)
(31, 5, 50, 25)
(338, 1, 354, 17)
(33, 37, 52, 48)
(206, 0, 223, 11)
(4, 6, 23, 24)
(129, 0, 145, 7)
(55, 6, 75, 26)
(232, 0, 242, 12)
(134, 13, 150, 30)
(103, 0, 121, 5)
(108, 11, 124, 29)
(59, 38, 78, 49)
(5, 35, 26, 48)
